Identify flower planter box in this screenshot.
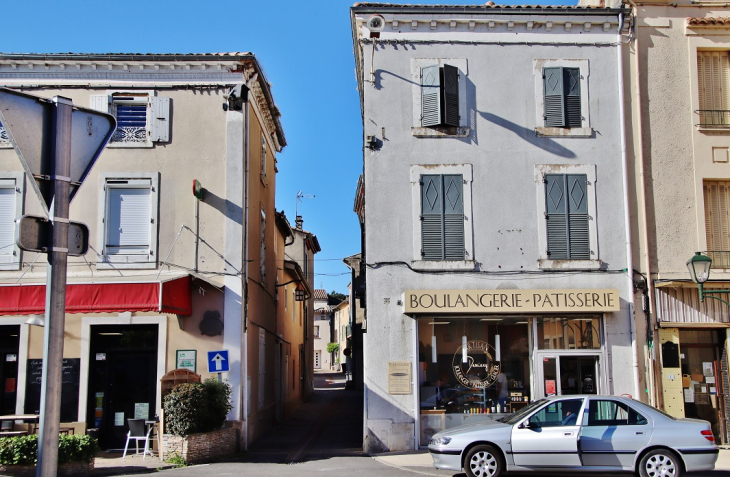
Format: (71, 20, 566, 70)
(0, 460, 93, 476)
(161, 428, 237, 464)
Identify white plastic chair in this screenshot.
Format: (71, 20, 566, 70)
(122, 418, 153, 459)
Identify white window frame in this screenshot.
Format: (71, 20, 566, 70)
(97, 172, 159, 270)
(533, 59, 592, 137)
(534, 164, 600, 270)
(410, 163, 474, 270)
(410, 58, 470, 138)
(0, 172, 24, 270)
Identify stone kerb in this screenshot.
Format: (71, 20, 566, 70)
(0, 460, 94, 476)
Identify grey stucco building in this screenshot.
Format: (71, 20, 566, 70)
(350, 3, 639, 452)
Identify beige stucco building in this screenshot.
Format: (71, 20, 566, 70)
(0, 52, 311, 449)
(621, 0, 730, 443)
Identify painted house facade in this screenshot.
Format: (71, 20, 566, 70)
(351, 3, 638, 452)
(0, 52, 300, 449)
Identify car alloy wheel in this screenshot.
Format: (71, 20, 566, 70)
(465, 444, 502, 477)
(640, 449, 681, 477)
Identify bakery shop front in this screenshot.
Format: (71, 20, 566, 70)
(406, 288, 621, 446)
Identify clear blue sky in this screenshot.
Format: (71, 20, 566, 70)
(2, 0, 575, 295)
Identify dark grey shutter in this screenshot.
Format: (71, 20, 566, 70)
(421, 174, 444, 260)
(545, 174, 568, 259)
(546, 174, 589, 260)
(564, 68, 582, 128)
(421, 65, 442, 127)
(443, 174, 464, 259)
(442, 65, 460, 127)
(543, 67, 565, 127)
(566, 174, 589, 259)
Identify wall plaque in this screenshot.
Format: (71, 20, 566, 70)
(388, 361, 412, 395)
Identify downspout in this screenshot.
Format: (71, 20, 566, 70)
(626, 0, 658, 408)
(618, 11, 642, 400)
(241, 73, 256, 450)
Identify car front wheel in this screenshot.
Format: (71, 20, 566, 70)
(638, 449, 682, 477)
(464, 444, 503, 477)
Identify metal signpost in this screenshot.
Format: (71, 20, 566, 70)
(0, 88, 115, 477)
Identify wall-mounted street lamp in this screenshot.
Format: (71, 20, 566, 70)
(686, 252, 730, 306)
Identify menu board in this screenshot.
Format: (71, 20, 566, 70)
(24, 359, 80, 422)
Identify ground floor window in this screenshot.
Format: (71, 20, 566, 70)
(417, 314, 605, 446)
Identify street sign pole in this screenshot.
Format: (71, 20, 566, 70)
(36, 97, 73, 477)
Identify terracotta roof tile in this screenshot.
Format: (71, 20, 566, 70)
(687, 17, 730, 26)
(313, 289, 329, 300)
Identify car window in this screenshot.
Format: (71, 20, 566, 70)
(584, 399, 647, 426)
(528, 398, 584, 427)
(630, 399, 676, 421)
(500, 399, 547, 425)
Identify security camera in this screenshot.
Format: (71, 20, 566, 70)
(367, 15, 385, 33)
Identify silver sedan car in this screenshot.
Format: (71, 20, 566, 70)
(428, 395, 717, 477)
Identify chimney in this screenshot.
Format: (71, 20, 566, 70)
(295, 216, 303, 230)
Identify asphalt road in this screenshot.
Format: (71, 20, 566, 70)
(111, 372, 730, 477)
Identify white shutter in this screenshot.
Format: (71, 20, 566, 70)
(0, 184, 16, 262)
(149, 96, 171, 142)
(106, 185, 150, 259)
(89, 95, 111, 113)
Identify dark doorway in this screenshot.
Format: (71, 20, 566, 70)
(86, 325, 158, 449)
(0, 326, 20, 416)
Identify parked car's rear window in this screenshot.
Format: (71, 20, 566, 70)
(630, 399, 677, 421)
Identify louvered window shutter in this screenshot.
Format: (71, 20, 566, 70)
(0, 182, 16, 261)
(704, 180, 730, 266)
(566, 174, 589, 259)
(106, 185, 151, 257)
(421, 65, 442, 127)
(698, 52, 730, 125)
(89, 95, 111, 113)
(421, 174, 444, 260)
(544, 67, 565, 127)
(545, 174, 568, 259)
(443, 174, 465, 259)
(545, 174, 589, 260)
(150, 96, 171, 142)
(564, 68, 582, 128)
(442, 64, 460, 127)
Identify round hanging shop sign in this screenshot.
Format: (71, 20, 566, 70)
(452, 340, 500, 388)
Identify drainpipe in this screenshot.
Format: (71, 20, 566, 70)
(617, 12, 642, 400)
(626, 0, 658, 408)
(241, 72, 256, 451)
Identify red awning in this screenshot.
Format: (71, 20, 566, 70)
(0, 275, 192, 316)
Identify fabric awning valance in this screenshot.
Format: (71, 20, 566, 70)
(0, 275, 192, 315)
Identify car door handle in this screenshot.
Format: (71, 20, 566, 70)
(636, 431, 645, 435)
(564, 432, 574, 436)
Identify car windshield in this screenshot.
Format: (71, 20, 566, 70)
(630, 398, 677, 421)
(498, 399, 548, 425)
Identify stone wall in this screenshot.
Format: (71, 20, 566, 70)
(161, 428, 237, 464)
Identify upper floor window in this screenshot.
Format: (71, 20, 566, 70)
(260, 208, 266, 281)
(97, 173, 159, 269)
(411, 59, 469, 138)
(704, 180, 730, 267)
(0, 173, 24, 270)
(90, 92, 170, 147)
(410, 164, 474, 270)
(535, 165, 599, 269)
(314, 325, 320, 338)
(697, 51, 730, 127)
(421, 174, 464, 261)
(534, 59, 591, 137)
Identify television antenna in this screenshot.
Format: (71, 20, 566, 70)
(296, 190, 315, 216)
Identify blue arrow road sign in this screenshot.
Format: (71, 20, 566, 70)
(207, 350, 229, 373)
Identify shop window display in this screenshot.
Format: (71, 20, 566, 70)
(418, 317, 531, 445)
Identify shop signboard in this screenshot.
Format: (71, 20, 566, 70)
(405, 288, 620, 314)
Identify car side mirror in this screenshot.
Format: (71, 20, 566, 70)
(521, 420, 539, 430)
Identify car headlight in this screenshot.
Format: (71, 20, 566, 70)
(430, 436, 452, 446)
